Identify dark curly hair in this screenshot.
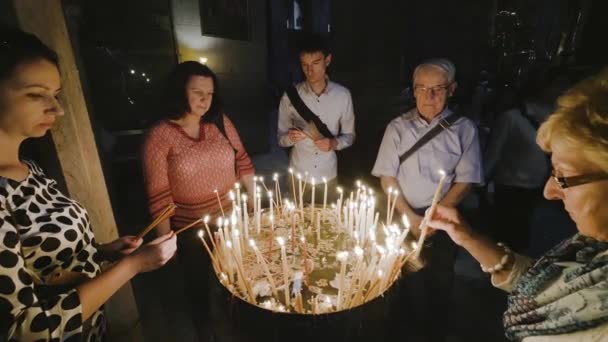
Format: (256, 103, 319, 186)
(0, 26, 59, 81)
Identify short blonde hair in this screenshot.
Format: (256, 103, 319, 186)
(537, 68, 608, 171)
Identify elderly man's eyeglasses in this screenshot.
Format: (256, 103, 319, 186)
(551, 169, 608, 189)
(413, 83, 452, 95)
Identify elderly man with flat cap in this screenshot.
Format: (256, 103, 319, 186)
(373, 58, 482, 341)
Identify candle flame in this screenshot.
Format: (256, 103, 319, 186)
(377, 270, 384, 277)
(438, 169, 446, 176)
(322, 177, 327, 183)
(242, 194, 247, 201)
(336, 251, 349, 261)
(289, 168, 293, 174)
(204, 215, 210, 223)
(267, 191, 273, 197)
(311, 177, 316, 185)
(249, 239, 256, 248)
(226, 241, 233, 249)
(277, 237, 285, 246)
(217, 217, 223, 226)
(198, 230, 204, 238)
(229, 191, 235, 200)
(337, 187, 343, 193)
(354, 246, 363, 257)
(235, 183, 240, 189)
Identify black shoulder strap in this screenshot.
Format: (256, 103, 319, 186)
(285, 85, 335, 139)
(398, 112, 462, 165)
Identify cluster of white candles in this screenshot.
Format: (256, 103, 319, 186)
(193, 169, 447, 314)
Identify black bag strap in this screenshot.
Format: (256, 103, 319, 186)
(285, 85, 335, 139)
(398, 112, 462, 165)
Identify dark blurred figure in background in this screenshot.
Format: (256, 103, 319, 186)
(483, 68, 572, 253)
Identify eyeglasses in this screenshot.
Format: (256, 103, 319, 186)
(551, 169, 608, 189)
(413, 83, 452, 95)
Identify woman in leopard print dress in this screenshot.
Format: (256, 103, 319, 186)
(0, 28, 177, 341)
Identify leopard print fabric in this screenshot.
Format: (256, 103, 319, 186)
(0, 161, 105, 341)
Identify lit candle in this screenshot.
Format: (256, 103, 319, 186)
(277, 237, 291, 307)
(310, 177, 316, 222)
(336, 251, 349, 310)
(297, 173, 304, 216)
(273, 173, 282, 214)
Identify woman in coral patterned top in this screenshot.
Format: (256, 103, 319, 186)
(142, 62, 255, 232)
(142, 62, 255, 339)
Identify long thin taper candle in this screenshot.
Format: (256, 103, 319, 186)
(322, 177, 328, 212)
(416, 170, 446, 257)
(336, 251, 349, 310)
(310, 177, 316, 222)
(389, 189, 399, 224)
(278, 237, 291, 307)
(289, 168, 297, 203)
(386, 186, 392, 224)
(214, 189, 225, 217)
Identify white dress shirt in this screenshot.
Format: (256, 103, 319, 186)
(372, 108, 482, 209)
(278, 79, 356, 181)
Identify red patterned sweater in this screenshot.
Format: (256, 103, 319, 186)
(142, 115, 255, 228)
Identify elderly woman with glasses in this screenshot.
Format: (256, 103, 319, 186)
(427, 69, 608, 341)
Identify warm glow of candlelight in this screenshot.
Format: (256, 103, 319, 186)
(204, 215, 210, 224)
(402, 215, 410, 228)
(277, 236, 285, 246)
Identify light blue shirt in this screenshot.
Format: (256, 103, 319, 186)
(372, 108, 482, 209)
(278, 80, 356, 181)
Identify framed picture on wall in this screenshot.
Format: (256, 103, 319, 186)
(199, 0, 250, 40)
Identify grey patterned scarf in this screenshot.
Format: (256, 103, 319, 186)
(503, 234, 608, 341)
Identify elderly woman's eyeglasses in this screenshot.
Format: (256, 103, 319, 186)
(551, 169, 608, 189)
(413, 83, 452, 95)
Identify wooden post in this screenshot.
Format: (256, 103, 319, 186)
(12, 1, 143, 341)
